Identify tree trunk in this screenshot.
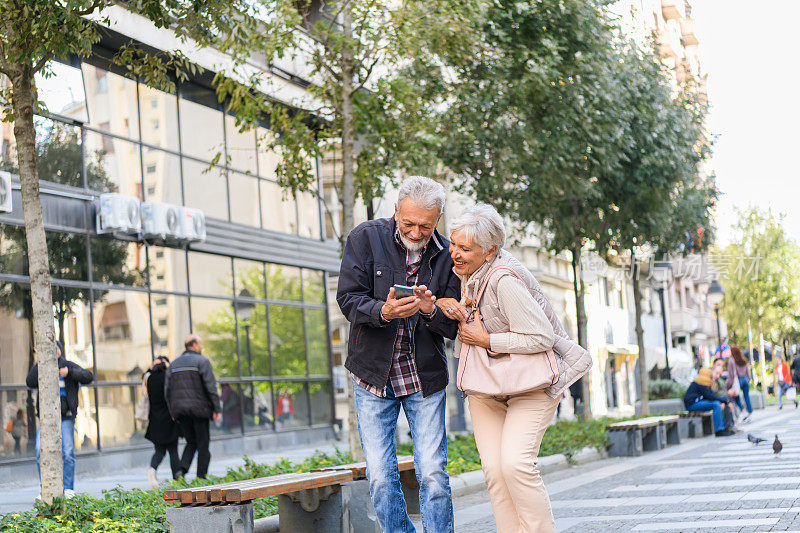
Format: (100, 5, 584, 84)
(11, 65, 63, 502)
(571, 243, 592, 420)
(340, 1, 364, 462)
(632, 257, 648, 416)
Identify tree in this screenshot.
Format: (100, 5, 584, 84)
(0, 0, 294, 503)
(720, 207, 800, 391)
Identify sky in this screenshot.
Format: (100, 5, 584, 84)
(690, 0, 800, 246)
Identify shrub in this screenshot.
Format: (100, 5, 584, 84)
(648, 379, 687, 400)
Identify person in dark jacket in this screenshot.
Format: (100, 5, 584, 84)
(26, 341, 94, 497)
(164, 335, 221, 479)
(336, 176, 460, 533)
(145, 356, 181, 488)
(684, 365, 734, 436)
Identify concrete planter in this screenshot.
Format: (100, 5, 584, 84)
(634, 398, 684, 416)
(750, 390, 766, 410)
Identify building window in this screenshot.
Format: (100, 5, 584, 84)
(146, 164, 157, 174)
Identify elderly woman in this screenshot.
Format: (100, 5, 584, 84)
(436, 203, 561, 533)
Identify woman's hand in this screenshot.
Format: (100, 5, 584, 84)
(458, 320, 491, 349)
(436, 297, 469, 322)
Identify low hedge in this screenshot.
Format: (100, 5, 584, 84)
(648, 379, 687, 400)
(1, 417, 616, 531)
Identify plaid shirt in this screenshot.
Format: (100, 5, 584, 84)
(353, 230, 431, 398)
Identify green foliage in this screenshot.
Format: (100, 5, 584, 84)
(720, 207, 800, 347)
(647, 380, 687, 400)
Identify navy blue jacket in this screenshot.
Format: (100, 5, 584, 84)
(336, 217, 460, 397)
(683, 381, 729, 409)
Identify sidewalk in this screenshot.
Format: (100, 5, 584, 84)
(446, 404, 800, 532)
(0, 440, 341, 515)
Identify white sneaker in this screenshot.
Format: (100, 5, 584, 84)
(64, 489, 75, 499)
(148, 467, 158, 490)
(741, 414, 752, 423)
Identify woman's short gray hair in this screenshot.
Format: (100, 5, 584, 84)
(450, 203, 505, 252)
(397, 176, 446, 213)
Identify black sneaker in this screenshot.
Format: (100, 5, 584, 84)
(715, 428, 735, 437)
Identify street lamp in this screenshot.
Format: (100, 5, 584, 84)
(650, 260, 673, 380)
(707, 278, 725, 350)
(233, 289, 255, 376)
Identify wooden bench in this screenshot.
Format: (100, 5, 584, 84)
(679, 410, 714, 438)
(164, 457, 417, 533)
(606, 415, 680, 457)
(313, 456, 418, 513)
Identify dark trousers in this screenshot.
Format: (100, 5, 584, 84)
(177, 416, 211, 478)
(150, 441, 180, 478)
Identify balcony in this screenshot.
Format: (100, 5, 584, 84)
(681, 18, 699, 46)
(670, 308, 698, 334)
(661, 0, 686, 20)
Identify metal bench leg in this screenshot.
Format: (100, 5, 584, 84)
(279, 485, 347, 533)
(166, 503, 254, 533)
(643, 426, 666, 451)
(666, 422, 680, 445)
(400, 469, 420, 515)
(702, 415, 714, 436)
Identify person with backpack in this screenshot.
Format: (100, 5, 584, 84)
(25, 341, 94, 498)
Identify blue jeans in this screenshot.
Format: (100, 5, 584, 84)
(35, 417, 76, 490)
(778, 382, 794, 407)
(687, 400, 725, 432)
(353, 380, 454, 533)
(733, 377, 752, 413)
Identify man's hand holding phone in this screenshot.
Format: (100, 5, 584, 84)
(381, 285, 421, 320)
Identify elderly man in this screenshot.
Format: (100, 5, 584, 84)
(337, 176, 460, 533)
(165, 334, 221, 479)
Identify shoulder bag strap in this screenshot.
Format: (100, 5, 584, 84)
(473, 265, 523, 308)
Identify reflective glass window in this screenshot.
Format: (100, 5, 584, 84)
(148, 246, 187, 294)
(91, 237, 147, 288)
(150, 294, 190, 357)
(48, 232, 89, 281)
(274, 383, 309, 428)
(81, 64, 139, 139)
(268, 265, 302, 301)
(75, 385, 98, 452)
(260, 180, 296, 234)
(225, 115, 257, 174)
(228, 172, 260, 227)
(97, 384, 144, 449)
(233, 259, 266, 300)
(305, 308, 329, 376)
(178, 84, 224, 162)
(0, 282, 35, 385)
(141, 148, 182, 204)
(0, 389, 38, 459)
(190, 297, 238, 378)
(36, 61, 88, 123)
(297, 190, 321, 239)
(216, 382, 244, 436)
(256, 127, 279, 180)
(183, 159, 228, 220)
(269, 305, 306, 377)
(92, 290, 153, 381)
(242, 381, 275, 433)
(188, 251, 232, 298)
(34, 118, 84, 188)
(236, 303, 268, 377)
(302, 269, 325, 304)
(310, 381, 332, 425)
(0, 225, 26, 277)
(138, 84, 179, 151)
(84, 131, 143, 197)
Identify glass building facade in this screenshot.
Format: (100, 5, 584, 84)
(0, 52, 336, 462)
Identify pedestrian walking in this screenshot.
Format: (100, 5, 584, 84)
(727, 345, 753, 422)
(25, 341, 94, 498)
(7, 408, 27, 455)
(435, 203, 591, 533)
(336, 176, 461, 533)
(164, 335, 221, 479)
(791, 353, 800, 388)
(684, 363, 735, 436)
(775, 355, 797, 409)
(276, 392, 294, 427)
(145, 356, 181, 488)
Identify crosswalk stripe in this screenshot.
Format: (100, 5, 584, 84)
(611, 475, 800, 491)
(631, 518, 778, 530)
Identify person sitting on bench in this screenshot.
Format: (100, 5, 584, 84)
(683, 365, 735, 437)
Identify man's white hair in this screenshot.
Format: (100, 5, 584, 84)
(450, 203, 506, 252)
(397, 176, 446, 213)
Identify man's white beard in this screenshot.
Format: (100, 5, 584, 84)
(399, 232, 429, 253)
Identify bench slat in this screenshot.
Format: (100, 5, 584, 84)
(606, 415, 679, 431)
(311, 456, 414, 480)
(226, 471, 354, 503)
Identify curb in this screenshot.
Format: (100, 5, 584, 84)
(254, 446, 607, 531)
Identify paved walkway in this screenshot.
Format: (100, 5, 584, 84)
(0, 441, 340, 515)
(450, 404, 800, 532)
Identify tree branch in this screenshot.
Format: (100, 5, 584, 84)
(32, 52, 54, 75)
(71, 0, 105, 18)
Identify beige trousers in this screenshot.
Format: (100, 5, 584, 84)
(468, 391, 559, 533)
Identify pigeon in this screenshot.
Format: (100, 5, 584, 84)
(773, 435, 783, 455)
(748, 433, 766, 445)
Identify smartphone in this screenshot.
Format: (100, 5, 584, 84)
(393, 284, 415, 298)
